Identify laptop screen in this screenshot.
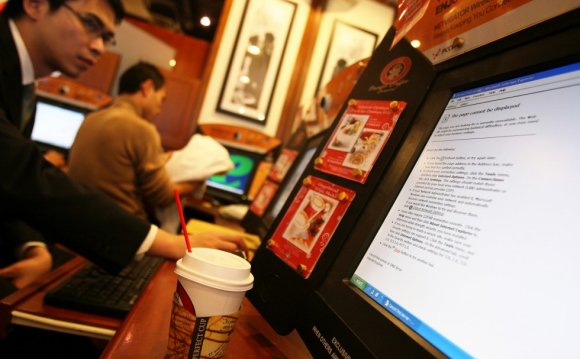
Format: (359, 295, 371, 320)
(31, 99, 87, 151)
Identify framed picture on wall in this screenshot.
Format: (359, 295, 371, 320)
(316, 20, 378, 94)
(217, 0, 297, 124)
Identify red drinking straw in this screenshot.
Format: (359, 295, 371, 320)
(173, 189, 192, 252)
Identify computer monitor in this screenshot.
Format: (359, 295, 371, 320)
(262, 132, 325, 230)
(31, 97, 89, 152)
(205, 146, 264, 204)
(293, 12, 580, 358)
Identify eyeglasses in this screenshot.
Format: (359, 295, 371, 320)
(62, 3, 116, 46)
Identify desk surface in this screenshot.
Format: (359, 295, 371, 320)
(1, 256, 311, 358)
(102, 260, 312, 358)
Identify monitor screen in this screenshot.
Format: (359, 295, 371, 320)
(31, 98, 87, 150)
(205, 146, 263, 203)
(349, 60, 580, 358)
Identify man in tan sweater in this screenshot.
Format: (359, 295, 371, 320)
(68, 62, 197, 221)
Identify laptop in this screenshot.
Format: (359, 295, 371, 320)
(31, 96, 90, 156)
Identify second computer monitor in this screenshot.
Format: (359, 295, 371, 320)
(205, 146, 264, 204)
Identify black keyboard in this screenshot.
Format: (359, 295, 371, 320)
(45, 256, 163, 318)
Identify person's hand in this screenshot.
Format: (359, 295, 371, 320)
(0, 246, 53, 289)
(189, 231, 248, 255)
(148, 229, 248, 260)
(174, 180, 204, 195)
(43, 150, 66, 169)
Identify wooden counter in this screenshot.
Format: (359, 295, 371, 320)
(101, 261, 312, 358)
(1, 256, 311, 358)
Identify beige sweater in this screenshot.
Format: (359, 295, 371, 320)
(68, 99, 173, 220)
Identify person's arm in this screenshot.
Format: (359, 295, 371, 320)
(132, 126, 177, 207)
(0, 117, 247, 274)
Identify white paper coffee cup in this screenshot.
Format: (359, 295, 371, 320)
(167, 248, 254, 358)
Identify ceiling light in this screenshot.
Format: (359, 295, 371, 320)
(200, 16, 211, 27)
(410, 40, 421, 48)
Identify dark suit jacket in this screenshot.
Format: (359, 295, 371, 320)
(0, 14, 150, 275)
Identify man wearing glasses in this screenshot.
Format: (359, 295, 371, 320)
(0, 0, 246, 299)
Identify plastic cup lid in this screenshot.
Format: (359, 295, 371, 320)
(175, 248, 254, 292)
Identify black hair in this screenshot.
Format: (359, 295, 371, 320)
(118, 62, 165, 95)
(3, 0, 125, 24)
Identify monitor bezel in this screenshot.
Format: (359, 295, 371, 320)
(302, 11, 580, 358)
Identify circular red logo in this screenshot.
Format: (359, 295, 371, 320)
(380, 57, 412, 85)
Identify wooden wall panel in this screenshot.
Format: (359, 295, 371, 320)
(275, 0, 326, 144)
(125, 17, 211, 79)
(153, 70, 201, 150)
(74, 51, 121, 94)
